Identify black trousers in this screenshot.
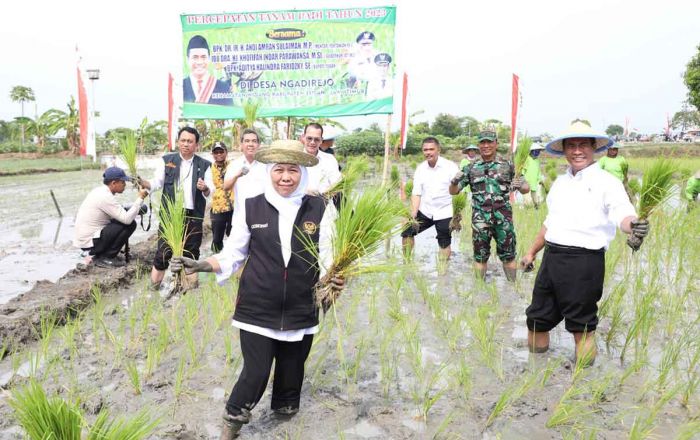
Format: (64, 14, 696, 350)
(211, 210, 233, 253)
(226, 329, 314, 417)
(89, 220, 137, 258)
(526, 243, 605, 333)
(152, 217, 203, 270)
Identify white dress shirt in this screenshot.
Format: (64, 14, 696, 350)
(544, 162, 636, 250)
(73, 185, 145, 249)
(306, 150, 341, 194)
(150, 154, 213, 210)
(224, 157, 268, 211)
(412, 156, 459, 220)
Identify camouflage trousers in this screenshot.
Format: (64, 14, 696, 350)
(471, 208, 516, 263)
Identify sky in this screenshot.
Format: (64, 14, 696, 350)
(1, 0, 699, 137)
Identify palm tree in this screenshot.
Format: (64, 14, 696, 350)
(50, 97, 81, 155)
(34, 109, 65, 152)
(9, 86, 35, 145)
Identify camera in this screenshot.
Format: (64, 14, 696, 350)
(123, 203, 148, 216)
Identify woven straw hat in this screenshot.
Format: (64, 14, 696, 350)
(545, 121, 613, 156)
(255, 140, 319, 167)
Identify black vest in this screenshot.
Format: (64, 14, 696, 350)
(161, 153, 211, 219)
(234, 194, 327, 330)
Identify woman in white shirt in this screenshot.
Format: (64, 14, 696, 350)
(171, 140, 342, 439)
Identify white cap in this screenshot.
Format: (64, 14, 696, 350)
(530, 142, 545, 151)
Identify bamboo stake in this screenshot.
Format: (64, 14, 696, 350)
(381, 114, 392, 186)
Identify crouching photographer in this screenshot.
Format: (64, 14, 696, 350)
(73, 167, 149, 268)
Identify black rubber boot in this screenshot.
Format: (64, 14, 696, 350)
(220, 409, 250, 440)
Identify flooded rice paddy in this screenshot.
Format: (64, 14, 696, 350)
(0, 162, 698, 439)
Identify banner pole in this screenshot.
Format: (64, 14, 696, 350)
(381, 114, 392, 186)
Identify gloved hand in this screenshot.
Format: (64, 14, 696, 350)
(511, 176, 525, 191)
(170, 256, 213, 274)
(451, 171, 464, 186)
(630, 219, 649, 238)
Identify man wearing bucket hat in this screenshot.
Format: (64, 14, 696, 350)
(459, 145, 480, 170)
(169, 139, 343, 439)
(209, 141, 235, 253)
(598, 142, 632, 201)
(522, 142, 546, 208)
(74, 167, 148, 268)
(449, 130, 529, 281)
(519, 120, 649, 364)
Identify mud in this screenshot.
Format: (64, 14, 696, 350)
(0, 238, 155, 357)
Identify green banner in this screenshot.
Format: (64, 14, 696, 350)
(180, 6, 396, 119)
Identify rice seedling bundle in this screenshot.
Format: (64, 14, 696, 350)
(404, 179, 413, 199)
(513, 136, 533, 176)
(9, 380, 82, 440)
(325, 156, 370, 200)
(87, 409, 160, 440)
(390, 164, 400, 188)
(449, 192, 468, 232)
(159, 189, 188, 293)
(310, 186, 409, 312)
(627, 159, 677, 250)
(628, 178, 641, 198)
(119, 131, 139, 184)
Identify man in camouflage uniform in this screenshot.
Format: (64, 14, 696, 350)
(450, 131, 529, 281)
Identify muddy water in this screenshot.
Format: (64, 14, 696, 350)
(0, 168, 157, 304)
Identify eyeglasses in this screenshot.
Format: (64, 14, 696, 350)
(305, 136, 322, 143)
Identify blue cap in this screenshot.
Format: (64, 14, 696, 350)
(103, 167, 130, 182)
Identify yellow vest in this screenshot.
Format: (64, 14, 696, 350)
(211, 161, 234, 214)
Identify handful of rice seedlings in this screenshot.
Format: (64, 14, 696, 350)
(325, 156, 369, 200)
(627, 159, 677, 250)
(119, 131, 140, 187)
(159, 189, 188, 293)
(513, 137, 533, 176)
(308, 185, 409, 312)
(404, 179, 413, 200)
(449, 192, 468, 232)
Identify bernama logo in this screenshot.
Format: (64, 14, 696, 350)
(266, 28, 306, 40)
